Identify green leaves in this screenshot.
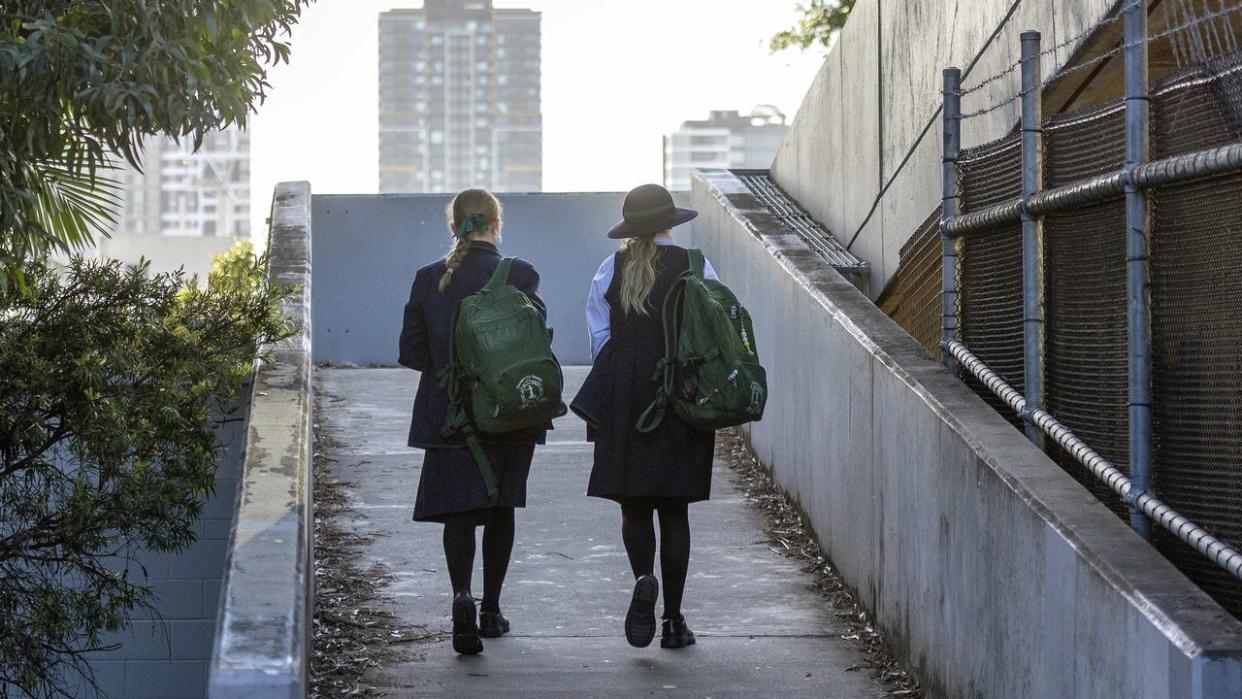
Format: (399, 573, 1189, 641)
(0, 0, 313, 290)
(0, 251, 295, 696)
(770, 0, 856, 54)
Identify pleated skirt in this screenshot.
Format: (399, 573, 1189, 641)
(412, 443, 535, 523)
(571, 341, 715, 503)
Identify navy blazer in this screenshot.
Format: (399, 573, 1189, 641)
(398, 241, 549, 448)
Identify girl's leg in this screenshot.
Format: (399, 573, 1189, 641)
(656, 501, 691, 620)
(620, 502, 657, 578)
(442, 515, 477, 595)
(481, 507, 516, 613)
(621, 501, 660, 647)
(443, 513, 484, 654)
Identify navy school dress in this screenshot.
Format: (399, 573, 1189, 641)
(398, 241, 548, 523)
(571, 245, 716, 504)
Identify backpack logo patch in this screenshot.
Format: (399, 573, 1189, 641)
(748, 380, 765, 415)
(517, 375, 545, 408)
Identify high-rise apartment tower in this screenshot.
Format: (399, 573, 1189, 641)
(379, 0, 542, 193)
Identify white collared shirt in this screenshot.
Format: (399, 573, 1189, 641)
(586, 235, 719, 360)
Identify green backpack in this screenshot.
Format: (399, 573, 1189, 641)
(439, 257, 566, 504)
(637, 249, 767, 433)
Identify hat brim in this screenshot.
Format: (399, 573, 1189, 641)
(607, 207, 699, 239)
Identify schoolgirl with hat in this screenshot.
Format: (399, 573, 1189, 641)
(571, 183, 720, 650)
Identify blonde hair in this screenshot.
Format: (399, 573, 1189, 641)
(439, 188, 503, 292)
(619, 232, 665, 316)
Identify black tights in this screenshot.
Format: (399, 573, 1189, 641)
(442, 507, 515, 613)
(620, 501, 691, 620)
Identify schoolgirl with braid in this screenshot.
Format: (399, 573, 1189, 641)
(398, 188, 548, 655)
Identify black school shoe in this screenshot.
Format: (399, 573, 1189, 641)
(625, 575, 660, 648)
(660, 616, 696, 649)
(479, 610, 510, 638)
(452, 593, 484, 655)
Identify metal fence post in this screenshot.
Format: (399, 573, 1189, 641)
(1124, 1, 1153, 540)
(1020, 31, 1045, 447)
(942, 68, 962, 373)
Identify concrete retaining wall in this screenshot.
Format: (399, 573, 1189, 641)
(692, 169, 1242, 699)
(310, 192, 694, 367)
(209, 182, 314, 698)
(772, 0, 1117, 295)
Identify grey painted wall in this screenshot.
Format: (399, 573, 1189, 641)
(692, 169, 1242, 699)
(772, 0, 1118, 296)
(311, 192, 694, 366)
(68, 399, 248, 699)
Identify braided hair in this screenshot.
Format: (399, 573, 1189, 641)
(439, 189, 503, 292)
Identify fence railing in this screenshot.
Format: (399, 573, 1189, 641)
(940, 5, 1242, 582)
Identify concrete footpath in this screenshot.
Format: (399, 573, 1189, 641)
(317, 367, 887, 698)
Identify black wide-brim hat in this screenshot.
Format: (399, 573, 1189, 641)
(607, 184, 699, 239)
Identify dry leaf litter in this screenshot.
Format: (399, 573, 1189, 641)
(311, 400, 442, 698)
(717, 427, 924, 698)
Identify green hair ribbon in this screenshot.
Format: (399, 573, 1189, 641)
(455, 213, 491, 239)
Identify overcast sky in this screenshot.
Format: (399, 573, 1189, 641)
(248, 0, 828, 233)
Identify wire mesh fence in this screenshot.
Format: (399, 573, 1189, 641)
(957, 135, 1025, 431)
(877, 212, 942, 360)
(882, 20, 1242, 615)
(1042, 102, 1132, 518)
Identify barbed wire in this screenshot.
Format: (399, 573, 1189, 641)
(957, 0, 1242, 120)
(842, 0, 1028, 251)
(956, 1, 1140, 99)
(1167, 0, 1240, 66)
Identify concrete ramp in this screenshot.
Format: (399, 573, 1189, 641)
(315, 368, 890, 698)
(690, 168, 1242, 699)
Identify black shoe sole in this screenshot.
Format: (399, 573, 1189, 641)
(452, 597, 484, 655)
(625, 575, 659, 648)
(660, 633, 696, 649)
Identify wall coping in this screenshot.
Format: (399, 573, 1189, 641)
(208, 181, 313, 698)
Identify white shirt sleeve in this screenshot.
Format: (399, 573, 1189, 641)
(586, 254, 615, 360)
(702, 255, 720, 281)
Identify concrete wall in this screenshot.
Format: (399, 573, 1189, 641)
(692, 169, 1242, 699)
(71, 402, 247, 699)
(209, 182, 314, 698)
(310, 192, 694, 367)
(772, 0, 1119, 295)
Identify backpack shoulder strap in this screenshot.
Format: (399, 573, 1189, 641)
(635, 275, 687, 434)
(482, 257, 516, 292)
(687, 248, 706, 279)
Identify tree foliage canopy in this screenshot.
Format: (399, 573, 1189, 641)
(770, 0, 857, 53)
(0, 247, 294, 697)
(0, 0, 310, 292)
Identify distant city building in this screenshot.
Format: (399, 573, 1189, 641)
(663, 107, 788, 191)
(379, 0, 542, 194)
(113, 129, 251, 239)
(88, 129, 249, 278)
